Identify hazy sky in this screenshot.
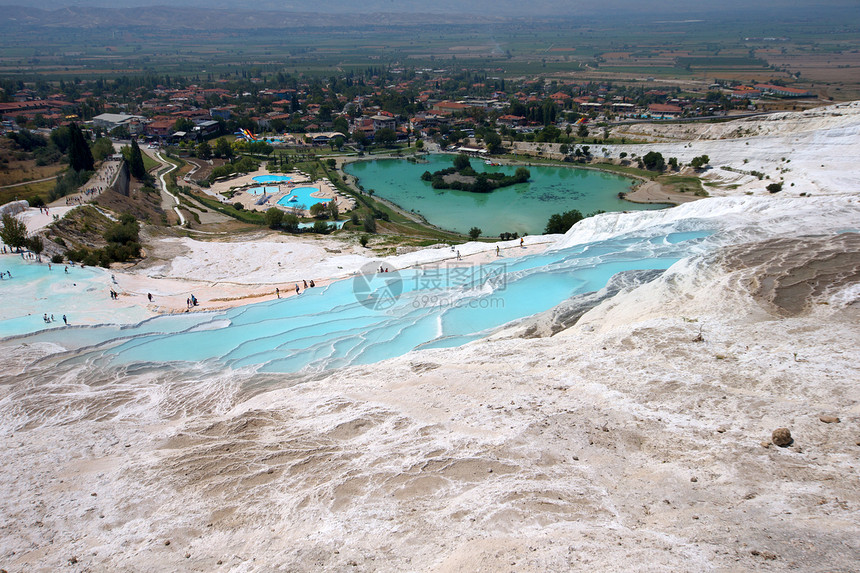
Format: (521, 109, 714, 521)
(5, 0, 857, 14)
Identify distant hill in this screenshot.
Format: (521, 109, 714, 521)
(2, 0, 857, 22)
(0, 5, 508, 30)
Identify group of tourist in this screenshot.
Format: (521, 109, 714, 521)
(42, 313, 67, 325)
(77, 163, 117, 200)
(275, 279, 316, 299)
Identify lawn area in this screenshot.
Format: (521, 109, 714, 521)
(656, 174, 706, 195)
(0, 178, 57, 205)
(143, 153, 160, 173)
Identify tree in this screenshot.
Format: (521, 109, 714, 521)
(353, 130, 368, 147)
(332, 116, 349, 135)
(312, 220, 332, 234)
(328, 199, 339, 221)
(128, 139, 147, 179)
(196, 141, 212, 160)
(642, 151, 665, 171)
(545, 209, 584, 234)
(309, 202, 328, 218)
(690, 155, 710, 169)
(68, 122, 94, 172)
(90, 137, 114, 162)
(27, 235, 44, 257)
(110, 125, 131, 140)
(468, 227, 482, 240)
(514, 167, 531, 182)
(577, 123, 589, 138)
(282, 213, 300, 232)
(215, 137, 234, 161)
(50, 126, 72, 153)
(265, 207, 284, 229)
(173, 118, 194, 132)
(453, 154, 471, 171)
(415, 139, 424, 151)
(483, 130, 503, 154)
(766, 182, 783, 193)
(362, 214, 377, 233)
(0, 214, 28, 250)
(374, 128, 397, 147)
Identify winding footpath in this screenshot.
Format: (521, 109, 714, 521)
(155, 151, 185, 226)
(0, 174, 60, 190)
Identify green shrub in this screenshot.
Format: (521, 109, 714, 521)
(545, 210, 584, 234)
(312, 220, 332, 234)
(265, 207, 284, 229)
(362, 214, 377, 233)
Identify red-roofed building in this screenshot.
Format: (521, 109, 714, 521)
(754, 84, 814, 98)
(432, 101, 472, 114)
(497, 115, 526, 127)
(648, 104, 683, 116)
(146, 119, 175, 138)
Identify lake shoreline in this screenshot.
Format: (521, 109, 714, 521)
(343, 153, 666, 236)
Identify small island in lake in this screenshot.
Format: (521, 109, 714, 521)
(421, 154, 530, 193)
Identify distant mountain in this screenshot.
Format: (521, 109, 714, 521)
(5, 0, 857, 18)
(0, 5, 507, 30)
(0, 1, 855, 30)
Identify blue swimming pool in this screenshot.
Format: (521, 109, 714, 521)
(276, 187, 325, 209)
(253, 175, 292, 184)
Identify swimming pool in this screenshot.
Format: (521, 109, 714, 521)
(246, 186, 279, 196)
(253, 175, 292, 184)
(277, 187, 325, 208)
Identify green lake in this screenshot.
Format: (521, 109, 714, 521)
(345, 154, 668, 236)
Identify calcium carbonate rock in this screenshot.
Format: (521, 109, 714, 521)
(772, 428, 793, 447)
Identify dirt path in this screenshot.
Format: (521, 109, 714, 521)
(0, 174, 59, 189)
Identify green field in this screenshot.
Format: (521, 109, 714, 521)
(1, 9, 857, 99)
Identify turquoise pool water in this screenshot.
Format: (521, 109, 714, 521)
(15, 229, 714, 374)
(247, 186, 279, 196)
(277, 187, 325, 208)
(0, 256, 150, 338)
(345, 155, 667, 235)
(297, 220, 347, 230)
(253, 175, 292, 184)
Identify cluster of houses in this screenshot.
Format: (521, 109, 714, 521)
(1, 69, 820, 144)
